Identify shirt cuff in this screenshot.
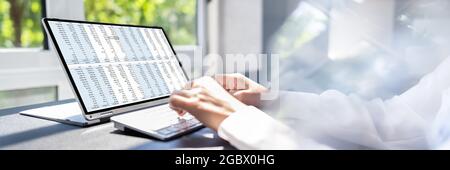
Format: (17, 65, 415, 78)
(218, 105, 304, 149)
(217, 105, 332, 150)
(217, 106, 267, 149)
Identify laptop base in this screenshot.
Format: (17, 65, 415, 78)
(111, 104, 203, 140)
(20, 102, 103, 127)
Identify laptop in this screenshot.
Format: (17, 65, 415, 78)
(21, 18, 203, 140)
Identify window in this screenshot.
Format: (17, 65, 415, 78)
(84, 0, 197, 45)
(0, 0, 58, 109)
(0, 86, 57, 109)
(0, 0, 45, 48)
(266, 0, 450, 99)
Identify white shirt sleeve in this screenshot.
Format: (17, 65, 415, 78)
(217, 105, 333, 150)
(217, 56, 450, 150)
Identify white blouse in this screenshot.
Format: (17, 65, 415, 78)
(218, 56, 450, 150)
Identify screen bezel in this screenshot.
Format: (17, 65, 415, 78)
(42, 18, 190, 119)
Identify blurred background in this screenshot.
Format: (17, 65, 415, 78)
(0, 0, 449, 109)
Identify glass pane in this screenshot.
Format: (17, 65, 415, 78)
(84, 0, 197, 45)
(0, 0, 44, 48)
(0, 86, 57, 109)
(267, 0, 450, 99)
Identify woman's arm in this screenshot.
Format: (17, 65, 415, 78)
(170, 56, 450, 149)
(219, 56, 450, 149)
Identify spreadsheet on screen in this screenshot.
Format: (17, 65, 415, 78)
(48, 21, 187, 112)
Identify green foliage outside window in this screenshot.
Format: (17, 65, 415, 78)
(0, 0, 43, 48)
(0, 0, 196, 48)
(84, 0, 197, 45)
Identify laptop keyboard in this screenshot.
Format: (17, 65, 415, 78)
(151, 106, 202, 136)
(155, 118, 201, 136)
(111, 104, 203, 139)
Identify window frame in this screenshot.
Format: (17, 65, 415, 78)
(0, 0, 207, 102)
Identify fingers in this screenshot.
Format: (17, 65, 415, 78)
(214, 73, 246, 81)
(172, 76, 249, 117)
(213, 74, 228, 88)
(176, 87, 204, 97)
(169, 94, 196, 115)
(184, 80, 194, 89)
(170, 87, 212, 115)
(232, 90, 262, 106)
(185, 77, 232, 97)
(213, 74, 249, 90)
(198, 92, 228, 108)
(169, 83, 240, 131)
(170, 89, 201, 115)
(170, 90, 196, 116)
(184, 77, 214, 89)
(170, 87, 230, 115)
(169, 104, 186, 116)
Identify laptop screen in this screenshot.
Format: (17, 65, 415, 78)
(46, 19, 188, 113)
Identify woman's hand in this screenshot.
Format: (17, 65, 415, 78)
(169, 77, 247, 131)
(213, 73, 268, 107)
